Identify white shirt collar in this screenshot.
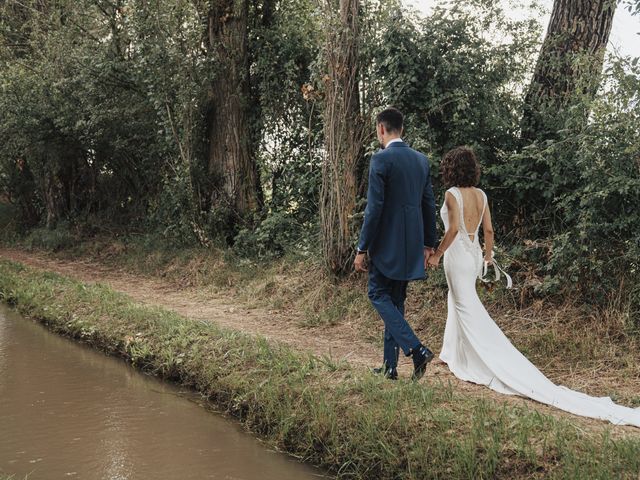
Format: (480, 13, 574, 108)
(386, 138, 403, 147)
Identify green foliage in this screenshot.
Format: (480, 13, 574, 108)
(233, 211, 315, 259)
(495, 57, 640, 320)
(147, 169, 202, 248)
(371, 0, 542, 162)
(0, 0, 172, 229)
(248, 0, 323, 253)
(0, 0, 638, 312)
(0, 202, 18, 242)
(23, 224, 77, 252)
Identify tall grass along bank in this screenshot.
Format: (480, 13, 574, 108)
(0, 259, 639, 479)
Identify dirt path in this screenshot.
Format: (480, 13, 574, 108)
(1, 246, 638, 435)
(0, 247, 383, 367)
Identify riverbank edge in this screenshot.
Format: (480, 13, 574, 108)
(1, 259, 639, 479)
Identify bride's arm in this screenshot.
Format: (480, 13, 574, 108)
(427, 192, 459, 267)
(482, 203, 494, 262)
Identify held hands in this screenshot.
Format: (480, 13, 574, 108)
(425, 247, 441, 270)
(356, 247, 444, 272)
(427, 252, 442, 269)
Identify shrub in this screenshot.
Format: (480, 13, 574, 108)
(233, 211, 315, 260)
(495, 56, 640, 312)
(24, 224, 77, 252)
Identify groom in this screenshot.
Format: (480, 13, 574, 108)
(354, 107, 438, 381)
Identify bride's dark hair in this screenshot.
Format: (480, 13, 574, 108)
(441, 146, 480, 188)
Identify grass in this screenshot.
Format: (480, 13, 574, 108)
(1, 259, 640, 479)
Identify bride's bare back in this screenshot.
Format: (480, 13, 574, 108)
(456, 187, 485, 241)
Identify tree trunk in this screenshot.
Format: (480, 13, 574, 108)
(320, 0, 363, 276)
(42, 160, 62, 230)
(521, 0, 616, 141)
(206, 0, 261, 223)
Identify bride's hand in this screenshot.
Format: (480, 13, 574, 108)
(484, 252, 494, 264)
(427, 253, 441, 269)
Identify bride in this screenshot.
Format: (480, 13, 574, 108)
(426, 146, 640, 428)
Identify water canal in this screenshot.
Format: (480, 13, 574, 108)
(0, 305, 323, 479)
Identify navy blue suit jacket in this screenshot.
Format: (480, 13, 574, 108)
(357, 141, 437, 281)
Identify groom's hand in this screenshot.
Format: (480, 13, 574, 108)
(354, 252, 368, 272)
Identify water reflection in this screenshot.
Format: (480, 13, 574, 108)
(0, 305, 323, 480)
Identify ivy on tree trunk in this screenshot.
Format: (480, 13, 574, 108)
(206, 0, 262, 228)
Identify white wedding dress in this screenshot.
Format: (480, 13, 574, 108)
(439, 187, 640, 427)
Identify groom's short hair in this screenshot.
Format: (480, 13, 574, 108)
(376, 107, 403, 134)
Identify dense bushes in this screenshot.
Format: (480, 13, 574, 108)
(0, 0, 638, 314)
(0, 0, 321, 246)
(493, 57, 640, 322)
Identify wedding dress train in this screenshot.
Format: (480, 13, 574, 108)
(439, 187, 640, 427)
